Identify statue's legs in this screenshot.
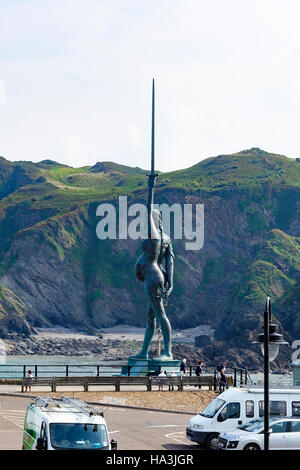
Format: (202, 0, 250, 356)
(130, 303, 156, 359)
(130, 281, 173, 360)
(150, 285, 173, 360)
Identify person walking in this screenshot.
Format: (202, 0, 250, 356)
(195, 360, 203, 389)
(218, 361, 229, 391)
(180, 358, 187, 377)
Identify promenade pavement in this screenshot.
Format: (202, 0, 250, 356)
(0, 384, 213, 394)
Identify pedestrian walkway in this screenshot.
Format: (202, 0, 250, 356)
(0, 383, 213, 394)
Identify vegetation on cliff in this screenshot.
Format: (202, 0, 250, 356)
(0, 148, 298, 370)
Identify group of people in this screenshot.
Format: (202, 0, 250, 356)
(179, 359, 204, 389)
(157, 369, 177, 391)
(157, 359, 205, 392)
(180, 358, 204, 378)
(179, 358, 229, 390)
(158, 359, 229, 386)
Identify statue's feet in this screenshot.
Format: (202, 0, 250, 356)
(130, 352, 149, 360)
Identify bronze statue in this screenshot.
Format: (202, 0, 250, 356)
(132, 80, 174, 361)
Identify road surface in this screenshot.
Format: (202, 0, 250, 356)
(0, 395, 201, 451)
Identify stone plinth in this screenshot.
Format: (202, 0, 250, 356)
(122, 357, 181, 376)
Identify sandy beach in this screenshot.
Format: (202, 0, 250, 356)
(35, 324, 215, 344)
(1, 324, 215, 365)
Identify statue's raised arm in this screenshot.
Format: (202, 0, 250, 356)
(147, 78, 158, 240)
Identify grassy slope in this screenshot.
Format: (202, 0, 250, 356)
(216, 229, 300, 345)
(278, 281, 300, 335)
(1, 147, 299, 212)
(0, 148, 299, 338)
(161, 148, 300, 191)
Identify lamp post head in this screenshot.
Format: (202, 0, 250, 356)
(253, 322, 288, 362)
(252, 296, 288, 362)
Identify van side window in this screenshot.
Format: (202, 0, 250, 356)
(292, 402, 300, 416)
(245, 400, 254, 418)
(220, 402, 240, 420)
(259, 401, 287, 417)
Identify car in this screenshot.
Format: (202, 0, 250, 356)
(217, 417, 300, 450)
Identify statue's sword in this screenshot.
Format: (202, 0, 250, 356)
(149, 80, 169, 308)
(148, 78, 158, 184)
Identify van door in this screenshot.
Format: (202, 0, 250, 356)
(269, 421, 288, 450)
(36, 421, 48, 450)
(215, 402, 241, 431)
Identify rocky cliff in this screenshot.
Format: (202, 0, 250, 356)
(0, 148, 299, 369)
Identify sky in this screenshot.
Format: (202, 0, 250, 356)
(1, 0, 300, 172)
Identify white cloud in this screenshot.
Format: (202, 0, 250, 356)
(0, 0, 300, 171)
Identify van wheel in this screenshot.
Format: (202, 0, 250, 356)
(243, 443, 261, 451)
(205, 433, 219, 450)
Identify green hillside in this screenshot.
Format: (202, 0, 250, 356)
(0, 148, 298, 368)
(161, 148, 300, 191)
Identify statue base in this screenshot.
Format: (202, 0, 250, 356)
(121, 357, 181, 376)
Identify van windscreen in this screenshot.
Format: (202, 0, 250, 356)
(200, 398, 225, 418)
(50, 423, 109, 450)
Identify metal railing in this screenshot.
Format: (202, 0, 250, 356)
(0, 362, 253, 386)
(0, 363, 127, 379)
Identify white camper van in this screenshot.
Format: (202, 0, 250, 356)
(22, 396, 117, 450)
(186, 387, 300, 450)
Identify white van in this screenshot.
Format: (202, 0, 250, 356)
(22, 396, 117, 450)
(186, 387, 300, 450)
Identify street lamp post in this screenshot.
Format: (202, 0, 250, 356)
(253, 297, 288, 451)
(263, 302, 270, 452)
